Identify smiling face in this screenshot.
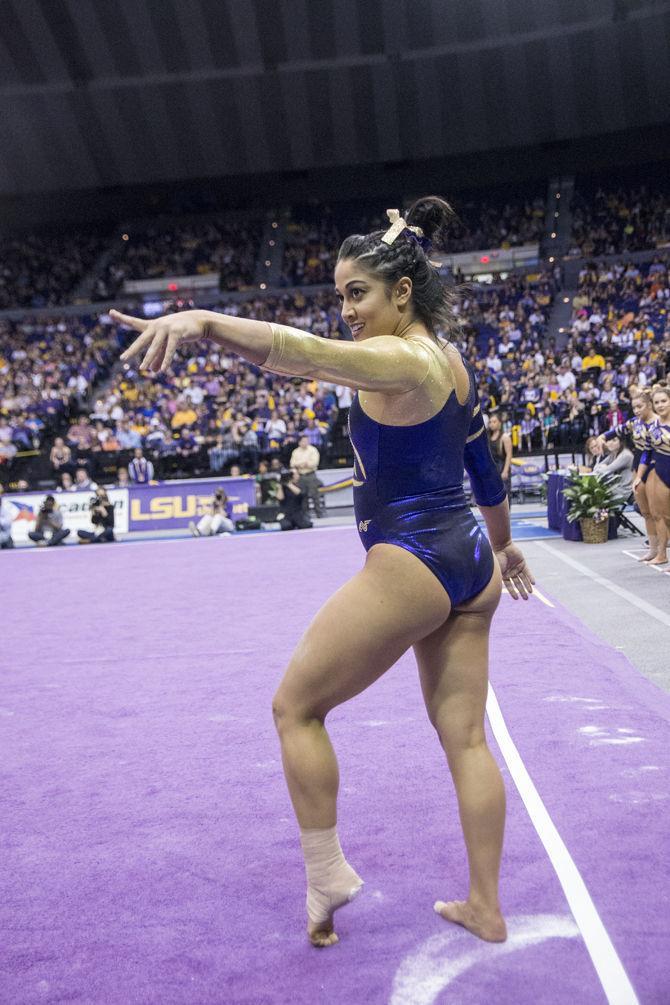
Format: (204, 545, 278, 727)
(333, 258, 414, 341)
(652, 388, 670, 420)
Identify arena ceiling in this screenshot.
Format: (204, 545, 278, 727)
(1, 0, 670, 196)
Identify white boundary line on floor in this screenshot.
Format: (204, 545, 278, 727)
(534, 541, 670, 629)
(530, 586, 555, 608)
(621, 549, 670, 576)
(486, 685, 638, 1005)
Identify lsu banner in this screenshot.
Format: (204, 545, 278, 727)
(5, 489, 129, 544)
(128, 476, 256, 531)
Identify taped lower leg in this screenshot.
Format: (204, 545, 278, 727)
(300, 826, 363, 925)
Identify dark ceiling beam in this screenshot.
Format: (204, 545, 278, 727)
(2, 2, 670, 100)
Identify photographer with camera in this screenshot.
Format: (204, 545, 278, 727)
(277, 469, 313, 531)
(189, 486, 235, 537)
(28, 495, 71, 546)
(77, 486, 116, 543)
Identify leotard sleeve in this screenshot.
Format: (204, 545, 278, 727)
(463, 403, 508, 507)
(604, 421, 629, 441)
(262, 323, 431, 394)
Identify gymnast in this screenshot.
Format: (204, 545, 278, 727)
(113, 197, 534, 948)
(597, 386, 657, 561)
(638, 384, 670, 565)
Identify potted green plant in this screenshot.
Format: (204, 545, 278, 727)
(562, 471, 628, 543)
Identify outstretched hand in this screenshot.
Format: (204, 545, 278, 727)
(495, 542, 535, 600)
(112, 308, 209, 374)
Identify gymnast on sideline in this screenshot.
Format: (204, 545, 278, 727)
(112, 197, 534, 949)
(597, 386, 657, 561)
(638, 383, 670, 565)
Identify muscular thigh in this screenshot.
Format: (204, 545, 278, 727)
(648, 472, 668, 514)
(649, 472, 670, 519)
(275, 544, 452, 719)
(634, 480, 650, 514)
(413, 565, 502, 744)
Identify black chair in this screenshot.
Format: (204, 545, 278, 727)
(613, 493, 644, 537)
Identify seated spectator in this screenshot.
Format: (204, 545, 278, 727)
(592, 435, 634, 497)
(116, 420, 142, 451)
(57, 472, 76, 492)
(208, 431, 238, 473)
(74, 467, 97, 492)
(49, 437, 73, 474)
(581, 345, 606, 372)
(128, 448, 154, 484)
(171, 398, 198, 430)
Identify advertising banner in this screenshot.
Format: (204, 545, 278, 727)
(5, 489, 129, 544)
(127, 477, 256, 532)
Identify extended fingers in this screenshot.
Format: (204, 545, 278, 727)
(112, 309, 149, 334)
(503, 567, 533, 601)
(160, 331, 182, 374)
(120, 329, 155, 363)
(142, 328, 169, 371)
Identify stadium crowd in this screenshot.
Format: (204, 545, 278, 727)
(0, 293, 346, 488)
(92, 217, 263, 300)
(280, 195, 546, 286)
(0, 314, 121, 466)
(451, 259, 669, 452)
(569, 185, 670, 256)
(1, 185, 669, 498)
(0, 231, 109, 310)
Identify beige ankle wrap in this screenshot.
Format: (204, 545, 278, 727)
(299, 826, 363, 925)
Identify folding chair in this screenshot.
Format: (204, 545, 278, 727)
(613, 492, 644, 536)
(518, 462, 545, 503)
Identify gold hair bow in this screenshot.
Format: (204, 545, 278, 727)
(381, 208, 424, 246)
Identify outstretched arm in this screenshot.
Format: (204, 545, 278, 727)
(113, 310, 430, 394)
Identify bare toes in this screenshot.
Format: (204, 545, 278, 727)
(309, 930, 339, 948)
(434, 900, 507, 943)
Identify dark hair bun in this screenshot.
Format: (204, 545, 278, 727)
(405, 196, 456, 251)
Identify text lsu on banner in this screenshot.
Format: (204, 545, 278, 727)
(128, 476, 257, 531)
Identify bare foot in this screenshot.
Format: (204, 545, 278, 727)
(434, 899, 507, 942)
(307, 875, 364, 948)
(639, 549, 658, 562)
(649, 555, 668, 566)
